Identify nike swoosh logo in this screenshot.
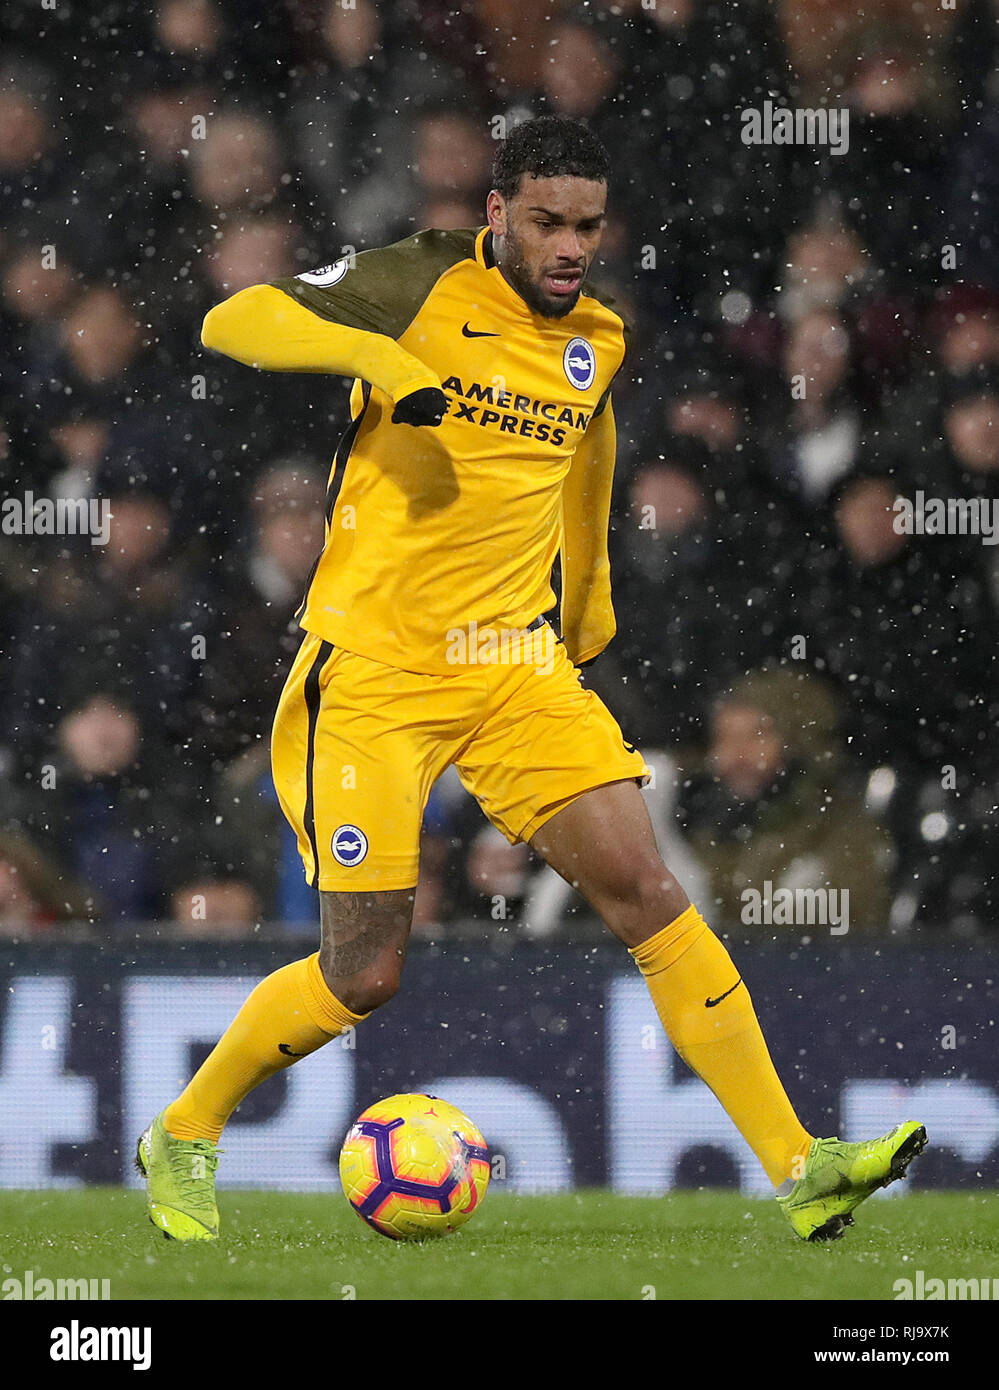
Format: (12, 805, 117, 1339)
(278, 1043, 307, 1057)
(705, 978, 742, 1008)
(461, 323, 500, 338)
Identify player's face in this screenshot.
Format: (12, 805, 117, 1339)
(487, 175, 607, 319)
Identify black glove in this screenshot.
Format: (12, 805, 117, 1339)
(391, 387, 447, 426)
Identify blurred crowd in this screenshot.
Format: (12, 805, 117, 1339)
(2, 0, 999, 939)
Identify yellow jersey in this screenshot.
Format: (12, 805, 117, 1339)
(269, 226, 628, 674)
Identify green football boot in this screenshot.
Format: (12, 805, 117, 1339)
(777, 1120, 927, 1241)
(135, 1112, 221, 1241)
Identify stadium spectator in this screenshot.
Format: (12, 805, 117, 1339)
(597, 434, 801, 750)
(936, 367, 999, 614)
(942, 367, 999, 479)
(1, 244, 78, 378)
(778, 211, 872, 323)
(0, 850, 47, 935)
(0, 831, 94, 934)
(169, 875, 261, 938)
(805, 470, 997, 775)
(464, 826, 530, 923)
(825, 28, 951, 290)
(192, 459, 326, 773)
(285, 0, 425, 250)
(190, 111, 288, 219)
(885, 286, 999, 468)
(155, 0, 226, 64)
(4, 475, 214, 788)
(625, 347, 761, 477)
(679, 668, 894, 931)
(395, 107, 492, 242)
(757, 308, 864, 506)
(17, 692, 182, 923)
(620, 0, 792, 315)
(928, 287, 999, 375)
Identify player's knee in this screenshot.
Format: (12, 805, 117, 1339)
(600, 857, 689, 943)
(639, 856, 686, 905)
(320, 955, 402, 1015)
(340, 977, 400, 1015)
(633, 857, 688, 922)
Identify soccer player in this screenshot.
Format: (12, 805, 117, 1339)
(138, 116, 925, 1242)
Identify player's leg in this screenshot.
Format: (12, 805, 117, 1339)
(530, 777, 927, 1237)
(159, 638, 409, 1148)
(137, 896, 411, 1242)
(139, 637, 432, 1239)
(158, 889, 413, 1152)
(527, 775, 690, 946)
(457, 643, 809, 1185)
(528, 777, 814, 1190)
(318, 887, 415, 1014)
(141, 900, 417, 1244)
(459, 640, 924, 1231)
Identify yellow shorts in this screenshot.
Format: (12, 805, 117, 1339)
(271, 625, 650, 892)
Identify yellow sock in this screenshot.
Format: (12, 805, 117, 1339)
(630, 905, 812, 1186)
(163, 953, 365, 1143)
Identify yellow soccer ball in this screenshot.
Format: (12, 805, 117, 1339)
(339, 1092, 490, 1240)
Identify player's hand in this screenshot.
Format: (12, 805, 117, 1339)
(391, 386, 447, 427)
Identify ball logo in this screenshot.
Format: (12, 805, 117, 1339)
(297, 258, 350, 287)
(563, 337, 596, 391)
(331, 824, 368, 866)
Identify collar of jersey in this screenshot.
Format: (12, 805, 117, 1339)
(474, 226, 496, 270)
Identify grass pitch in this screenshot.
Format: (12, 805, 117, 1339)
(1, 1189, 996, 1300)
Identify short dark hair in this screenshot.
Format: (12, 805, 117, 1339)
(492, 115, 610, 201)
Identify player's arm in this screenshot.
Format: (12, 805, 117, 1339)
(200, 236, 466, 424)
(201, 284, 444, 419)
(559, 396, 618, 667)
